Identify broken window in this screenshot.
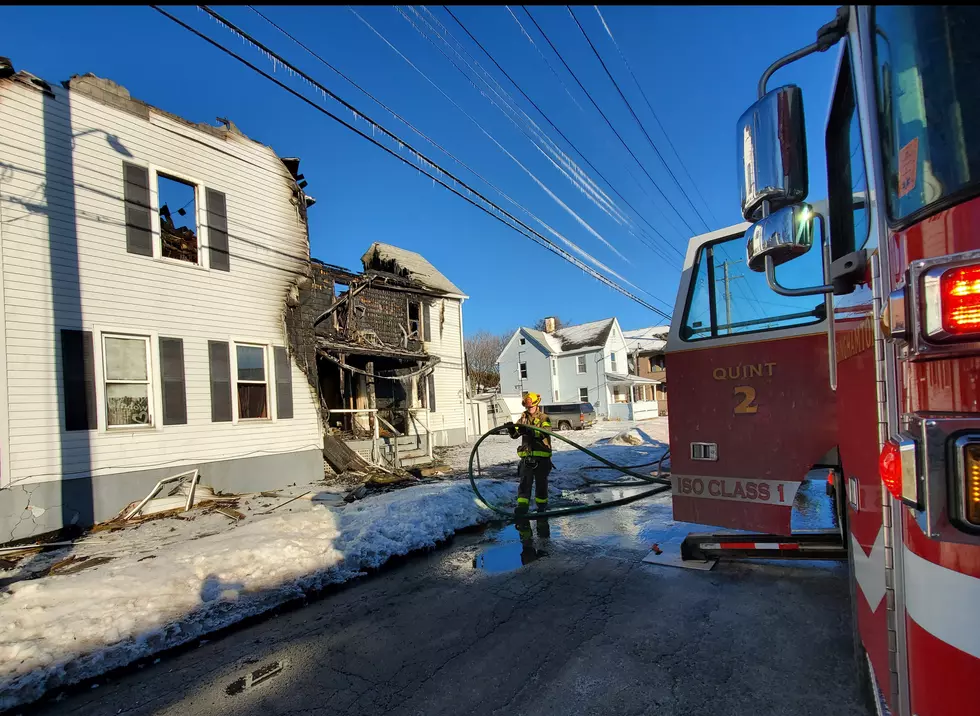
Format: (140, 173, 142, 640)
(408, 301, 422, 339)
(103, 334, 152, 427)
(236, 344, 268, 419)
(157, 174, 199, 264)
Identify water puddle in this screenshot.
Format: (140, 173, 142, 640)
(472, 520, 561, 573)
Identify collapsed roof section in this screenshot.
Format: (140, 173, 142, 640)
(360, 242, 467, 298)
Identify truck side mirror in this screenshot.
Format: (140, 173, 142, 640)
(737, 85, 809, 222)
(745, 203, 815, 273)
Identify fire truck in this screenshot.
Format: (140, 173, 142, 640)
(663, 6, 980, 715)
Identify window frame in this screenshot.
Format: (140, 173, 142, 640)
(825, 44, 870, 262)
(101, 332, 154, 430)
(519, 362, 528, 380)
(148, 165, 210, 270)
(610, 351, 618, 372)
(232, 341, 274, 423)
(679, 234, 826, 343)
(519, 337, 526, 346)
(579, 387, 589, 402)
(407, 300, 422, 339)
(576, 355, 587, 374)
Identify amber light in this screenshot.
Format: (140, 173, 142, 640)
(879, 440, 902, 500)
(965, 444, 980, 526)
(941, 265, 980, 334)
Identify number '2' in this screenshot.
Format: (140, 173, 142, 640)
(733, 386, 758, 415)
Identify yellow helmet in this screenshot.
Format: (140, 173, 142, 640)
(523, 392, 541, 408)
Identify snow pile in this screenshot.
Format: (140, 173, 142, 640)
(605, 429, 645, 446)
(0, 479, 515, 710)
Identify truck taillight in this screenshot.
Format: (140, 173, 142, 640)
(580, 413, 585, 422)
(941, 265, 980, 335)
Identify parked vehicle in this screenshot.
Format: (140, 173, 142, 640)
(542, 403, 596, 431)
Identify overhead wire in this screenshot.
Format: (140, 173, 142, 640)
(246, 5, 663, 299)
(519, 6, 688, 254)
(591, 5, 719, 227)
(438, 5, 682, 270)
(151, 6, 671, 318)
(503, 5, 584, 113)
(566, 5, 708, 233)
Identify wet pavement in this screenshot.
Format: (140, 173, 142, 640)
(30, 475, 869, 716)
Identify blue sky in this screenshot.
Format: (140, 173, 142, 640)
(0, 5, 842, 336)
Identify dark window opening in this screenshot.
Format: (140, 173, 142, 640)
(520, 362, 528, 379)
(158, 174, 198, 264)
(408, 301, 421, 338)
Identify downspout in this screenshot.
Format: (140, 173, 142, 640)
(457, 298, 470, 441)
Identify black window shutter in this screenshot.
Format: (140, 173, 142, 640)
(423, 303, 432, 342)
(206, 188, 230, 272)
(160, 338, 187, 425)
(61, 330, 97, 431)
(123, 162, 153, 257)
(208, 340, 233, 422)
(274, 346, 293, 419)
(427, 373, 436, 413)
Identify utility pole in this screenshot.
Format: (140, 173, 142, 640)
(717, 259, 744, 335)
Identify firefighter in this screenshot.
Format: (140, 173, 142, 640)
(503, 392, 553, 515)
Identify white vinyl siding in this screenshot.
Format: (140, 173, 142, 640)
(0, 81, 322, 486)
(420, 297, 467, 436)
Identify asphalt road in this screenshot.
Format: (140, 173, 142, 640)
(29, 489, 870, 716)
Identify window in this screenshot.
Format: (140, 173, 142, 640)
(873, 6, 980, 225)
(519, 337, 526, 346)
(408, 301, 422, 339)
(157, 174, 199, 264)
(680, 231, 825, 341)
(103, 335, 152, 427)
(520, 362, 528, 379)
(826, 46, 870, 261)
(554, 390, 559, 401)
(236, 344, 268, 419)
(576, 355, 587, 374)
(610, 352, 618, 372)
(613, 386, 629, 404)
(579, 387, 589, 402)
(551, 360, 556, 376)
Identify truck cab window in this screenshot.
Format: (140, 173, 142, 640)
(681, 233, 825, 341)
(874, 6, 980, 225)
(826, 47, 870, 261)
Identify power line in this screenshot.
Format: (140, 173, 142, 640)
(504, 5, 583, 113)
(520, 6, 688, 254)
(151, 6, 671, 318)
(246, 6, 663, 298)
(439, 5, 682, 269)
(566, 5, 707, 233)
(592, 5, 718, 226)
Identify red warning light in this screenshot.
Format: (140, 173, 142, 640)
(941, 265, 980, 335)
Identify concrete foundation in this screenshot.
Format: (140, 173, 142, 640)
(0, 448, 323, 544)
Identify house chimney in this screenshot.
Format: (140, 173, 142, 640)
(544, 316, 557, 333)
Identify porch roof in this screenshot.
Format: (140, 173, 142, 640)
(605, 372, 660, 385)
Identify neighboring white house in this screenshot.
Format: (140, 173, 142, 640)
(0, 69, 323, 540)
(495, 317, 659, 420)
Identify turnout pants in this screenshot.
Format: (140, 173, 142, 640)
(518, 456, 553, 506)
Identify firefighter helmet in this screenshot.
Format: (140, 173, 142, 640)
(523, 392, 542, 408)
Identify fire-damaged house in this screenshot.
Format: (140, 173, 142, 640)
(0, 65, 324, 541)
(287, 243, 470, 467)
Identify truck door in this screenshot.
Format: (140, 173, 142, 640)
(665, 225, 837, 535)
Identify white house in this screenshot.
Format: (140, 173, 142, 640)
(0, 68, 323, 540)
(495, 317, 659, 420)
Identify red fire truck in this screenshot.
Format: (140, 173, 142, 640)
(664, 6, 980, 715)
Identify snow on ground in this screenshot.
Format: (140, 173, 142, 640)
(0, 478, 516, 710)
(0, 417, 671, 710)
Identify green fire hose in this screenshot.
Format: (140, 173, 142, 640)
(467, 424, 672, 519)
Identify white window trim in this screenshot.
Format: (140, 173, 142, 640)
(94, 328, 159, 432)
(579, 387, 589, 402)
(519, 337, 526, 345)
(231, 340, 276, 424)
(147, 164, 210, 270)
(576, 355, 587, 374)
(551, 359, 556, 375)
(519, 362, 528, 380)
